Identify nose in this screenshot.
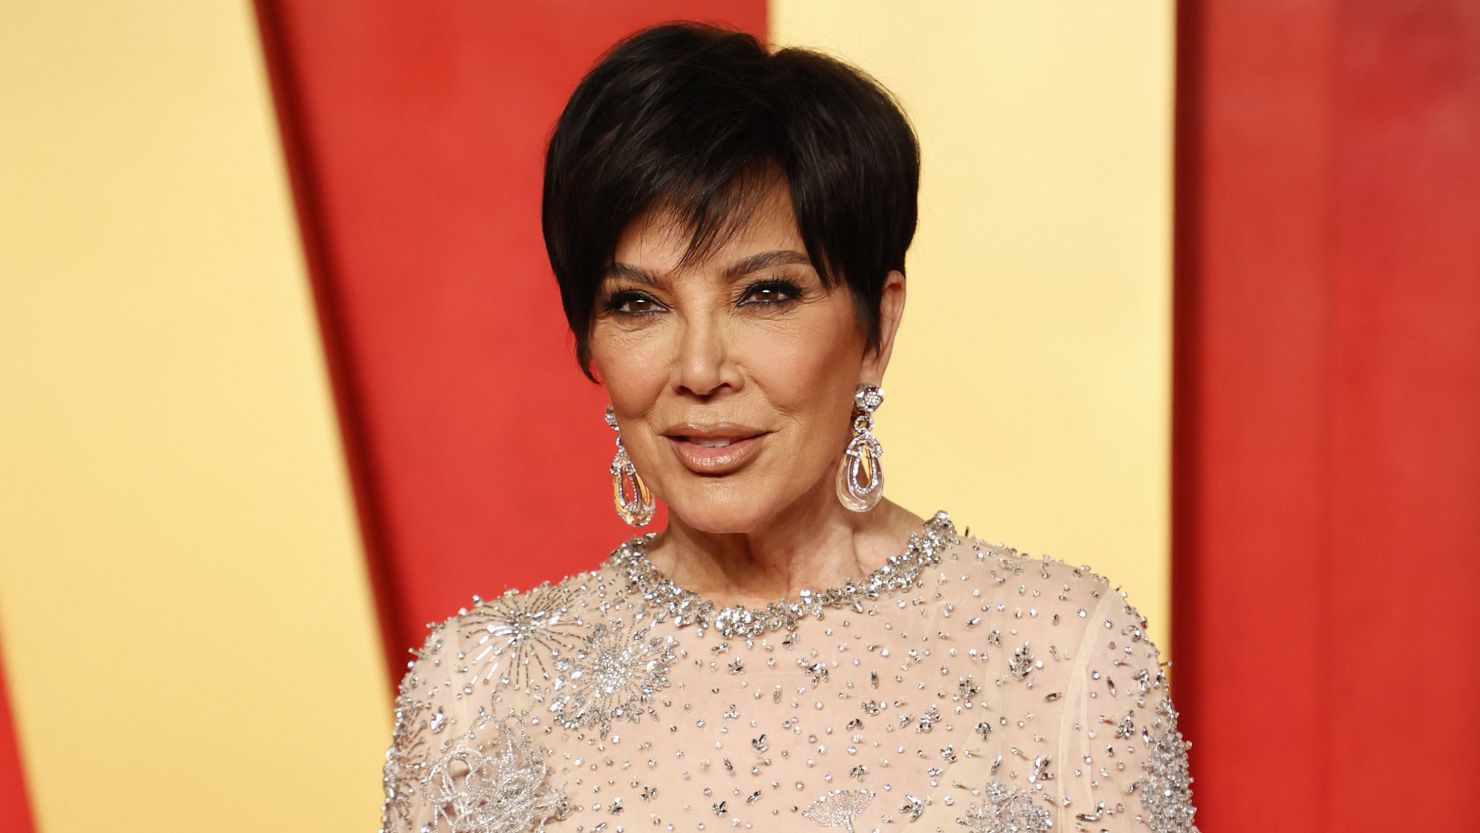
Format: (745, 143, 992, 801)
(671, 313, 738, 397)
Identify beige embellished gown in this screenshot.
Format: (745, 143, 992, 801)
(379, 511, 1199, 833)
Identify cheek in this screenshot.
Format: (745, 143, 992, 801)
(590, 323, 670, 413)
(739, 302, 865, 444)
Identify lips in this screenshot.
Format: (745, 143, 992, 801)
(663, 428, 769, 474)
(679, 435, 750, 448)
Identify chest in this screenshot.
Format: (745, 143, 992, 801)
(534, 608, 1019, 832)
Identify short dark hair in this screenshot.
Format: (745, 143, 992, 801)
(542, 21, 921, 380)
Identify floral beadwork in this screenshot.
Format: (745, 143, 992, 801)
(546, 617, 677, 736)
(423, 709, 569, 833)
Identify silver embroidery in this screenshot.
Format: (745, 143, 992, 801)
(380, 689, 431, 832)
(423, 709, 569, 833)
(382, 628, 451, 833)
(547, 617, 677, 736)
(608, 511, 960, 638)
(460, 582, 588, 692)
(801, 787, 875, 832)
(956, 780, 1053, 832)
(1136, 696, 1201, 833)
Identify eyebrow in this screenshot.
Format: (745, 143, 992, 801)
(606, 249, 812, 286)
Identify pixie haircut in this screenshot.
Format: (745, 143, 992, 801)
(542, 21, 921, 380)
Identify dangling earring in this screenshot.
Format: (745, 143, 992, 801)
(836, 383, 885, 512)
(606, 404, 655, 527)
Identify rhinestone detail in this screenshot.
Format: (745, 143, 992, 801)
(606, 510, 960, 638)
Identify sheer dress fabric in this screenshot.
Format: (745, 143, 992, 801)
(379, 511, 1199, 833)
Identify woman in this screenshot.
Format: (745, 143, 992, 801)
(380, 21, 1198, 833)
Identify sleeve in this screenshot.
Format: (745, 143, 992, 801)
(378, 613, 570, 833)
(379, 617, 458, 833)
(1056, 583, 1201, 833)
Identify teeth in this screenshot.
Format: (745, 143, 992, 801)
(692, 437, 734, 448)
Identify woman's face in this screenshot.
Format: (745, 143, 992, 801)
(590, 180, 904, 533)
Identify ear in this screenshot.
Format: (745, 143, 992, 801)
(860, 269, 906, 385)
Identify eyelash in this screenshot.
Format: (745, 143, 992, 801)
(602, 277, 803, 318)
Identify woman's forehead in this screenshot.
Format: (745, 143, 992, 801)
(613, 184, 805, 277)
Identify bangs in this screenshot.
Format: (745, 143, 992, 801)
(543, 21, 918, 380)
(633, 160, 827, 281)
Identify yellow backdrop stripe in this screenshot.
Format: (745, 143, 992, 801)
(0, 2, 389, 830)
(770, 1, 1176, 655)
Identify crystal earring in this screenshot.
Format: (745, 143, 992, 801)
(836, 383, 885, 512)
(606, 404, 655, 527)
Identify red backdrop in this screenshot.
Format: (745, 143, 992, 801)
(0, 639, 34, 833)
(253, 0, 767, 673)
(1173, 1, 1480, 830)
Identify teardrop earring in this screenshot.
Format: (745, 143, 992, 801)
(836, 383, 885, 512)
(606, 404, 655, 527)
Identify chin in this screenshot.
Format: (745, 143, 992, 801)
(659, 464, 831, 534)
(660, 480, 779, 534)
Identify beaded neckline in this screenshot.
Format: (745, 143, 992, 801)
(605, 510, 960, 639)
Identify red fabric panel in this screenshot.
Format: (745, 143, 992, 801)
(0, 641, 36, 833)
(1173, 1, 1480, 830)
(252, 1, 766, 677)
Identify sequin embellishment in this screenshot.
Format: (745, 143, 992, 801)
(547, 617, 677, 736)
(608, 511, 961, 638)
(1137, 696, 1201, 833)
(956, 780, 1053, 833)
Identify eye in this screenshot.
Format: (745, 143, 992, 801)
(739, 279, 802, 307)
(604, 290, 665, 317)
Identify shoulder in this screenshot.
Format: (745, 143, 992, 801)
(943, 526, 1180, 717)
(938, 532, 1201, 829)
(934, 521, 1124, 613)
(383, 571, 602, 832)
(398, 562, 618, 710)
(933, 519, 1166, 663)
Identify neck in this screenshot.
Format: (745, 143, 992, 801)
(645, 481, 926, 609)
